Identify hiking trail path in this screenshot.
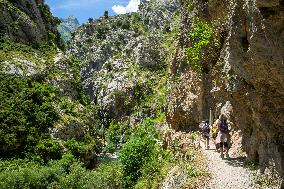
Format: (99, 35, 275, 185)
(202, 141, 255, 189)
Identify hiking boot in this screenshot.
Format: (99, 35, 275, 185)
(225, 153, 230, 159)
(220, 154, 224, 159)
(207, 145, 210, 149)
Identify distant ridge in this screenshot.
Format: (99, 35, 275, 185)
(58, 16, 80, 42)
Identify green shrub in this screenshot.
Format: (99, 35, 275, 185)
(0, 155, 123, 189)
(185, 166, 206, 177)
(0, 74, 60, 158)
(119, 118, 163, 187)
(0, 154, 77, 189)
(64, 139, 93, 160)
(96, 22, 110, 39)
(185, 19, 219, 73)
(33, 139, 62, 163)
(105, 121, 132, 153)
(0, 38, 58, 69)
(0, 155, 72, 189)
(57, 158, 123, 189)
(87, 162, 123, 189)
(57, 162, 89, 189)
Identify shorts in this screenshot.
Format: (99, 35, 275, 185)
(216, 131, 228, 143)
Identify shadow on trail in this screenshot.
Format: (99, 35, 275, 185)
(224, 156, 247, 168)
(205, 148, 217, 151)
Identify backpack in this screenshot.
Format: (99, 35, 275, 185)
(211, 123, 218, 135)
(202, 123, 210, 134)
(220, 120, 228, 133)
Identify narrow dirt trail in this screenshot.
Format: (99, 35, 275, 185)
(202, 141, 255, 189)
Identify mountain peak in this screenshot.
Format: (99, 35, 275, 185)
(58, 16, 80, 42)
(67, 16, 79, 25)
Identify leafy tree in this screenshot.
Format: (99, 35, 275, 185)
(0, 74, 60, 158)
(33, 139, 62, 163)
(104, 10, 109, 18)
(105, 121, 132, 153)
(119, 119, 159, 187)
(185, 19, 219, 73)
(88, 18, 93, 23)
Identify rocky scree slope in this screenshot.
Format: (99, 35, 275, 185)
(167, 0, 284, 187)
(67, 0, 180, 124)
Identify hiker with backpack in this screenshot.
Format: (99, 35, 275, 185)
(199, 120, 210, 149)
(216, 114, 231, 159)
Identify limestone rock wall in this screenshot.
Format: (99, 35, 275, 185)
(0, 0, 60, 44)
(211, 0, 284, 181)
(68, 0, 180, 121)
(166, 71, 205, 131)
(167, 0, 284, 184)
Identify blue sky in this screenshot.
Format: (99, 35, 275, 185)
(45, 0, 140, 24)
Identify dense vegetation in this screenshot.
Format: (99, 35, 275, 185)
(0, 1, 211, 188)
(0, 75, 59, 158)
(0, 154, 123, 189)
(185, 19, 220, 74)
(0, 21, 169, 188)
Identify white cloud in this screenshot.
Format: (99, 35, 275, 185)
(112, 0, 140, 14)
(112, 5, 127, 14)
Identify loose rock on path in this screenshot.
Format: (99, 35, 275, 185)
(202, 141, 255, 189)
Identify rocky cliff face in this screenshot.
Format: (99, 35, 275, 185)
(68, 0, 179, 123)
(0, 0, 60, 45)
(0, 0, 95, 149)
(1, 0, 283, 184)
(218, 0, 284, 183)
(167, 0, 284, 185)
(58, 16, 80, 42)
